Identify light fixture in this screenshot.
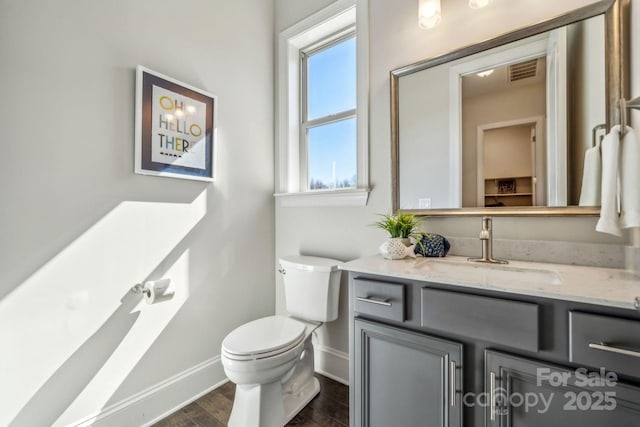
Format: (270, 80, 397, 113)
(477, 69, 494, 77)
(418, 0, 441, 29)
(469, 0, 491, 9)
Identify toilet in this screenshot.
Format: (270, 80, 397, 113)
(221, 255, 342, 427)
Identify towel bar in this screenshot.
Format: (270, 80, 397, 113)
(619, 96, 640, 137)
(592, 123, 606, 148)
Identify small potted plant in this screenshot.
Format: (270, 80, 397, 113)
(374, 212, 420, 244)
(374, 213, 422, 259)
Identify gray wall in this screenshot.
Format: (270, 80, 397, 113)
(275, 0, 629, 383)
(0, 0, 275, 424)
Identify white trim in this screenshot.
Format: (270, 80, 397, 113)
(73, 346, 350, 426)
(355, 0, 370, 190)
(144, 378, 227, 427)
(314, 344, 350, 385)
(316, 367, 350, 386)
(70, 356, 225, 427)
(545, 27, 568, 206)
(276, 0, 369, 204)
(275, 188, 369, 207)
(448, 38, 549, 208)
(448, 68, 462, 208)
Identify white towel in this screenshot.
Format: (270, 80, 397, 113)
(596, 125, 640, 236)
(596, 127, 621, 236)
(578, 141, 601, 207)
(620, 126, 640, 229)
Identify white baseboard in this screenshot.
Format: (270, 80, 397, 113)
(314, 345, 349, 386)
(71, 355, 227, 427)
(69, 347, 346, 427)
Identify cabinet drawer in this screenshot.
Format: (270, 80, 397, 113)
(353, 278, 405, 322)
(569, 311, 640, 378)
(421, 288, 539, 351)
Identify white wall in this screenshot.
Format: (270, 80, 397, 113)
(567, 15, 606, 204)
(399, 65, 452, 209)
(275, 0, 629, 384)
(0, 0, 275, 425)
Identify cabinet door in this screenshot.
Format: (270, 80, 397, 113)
(354, 318, 463, 427)
(485, 350, 640, 427)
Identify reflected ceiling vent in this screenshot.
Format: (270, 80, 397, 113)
(508, 59, 538, 82)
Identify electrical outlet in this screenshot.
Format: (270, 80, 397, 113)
(418, 198, 431, 209)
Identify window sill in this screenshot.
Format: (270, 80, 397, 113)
(274, 188, 370, 207)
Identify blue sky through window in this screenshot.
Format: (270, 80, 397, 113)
(308, 118, 357, 189)
(307, 37, 356, 120)
(306, 36, 356, 189)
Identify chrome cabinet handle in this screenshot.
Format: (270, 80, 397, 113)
(589, 342, 640, 358)
(490, 371, 496, 421)
(450, 361, 456, 407)
(356, 296, 392, 307)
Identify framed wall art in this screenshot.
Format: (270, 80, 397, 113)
(135, 66, 217, 182)
(497, 179, 516, 194)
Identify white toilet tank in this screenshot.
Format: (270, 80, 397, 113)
(279, 255, 342, 322)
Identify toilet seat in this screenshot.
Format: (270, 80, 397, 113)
(222, 316, 307, 361)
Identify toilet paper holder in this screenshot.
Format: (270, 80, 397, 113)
(130, 283, 151, 297)
(130, 278, 174, 304)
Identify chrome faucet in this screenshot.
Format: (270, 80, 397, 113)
(468, 216, 508, 264)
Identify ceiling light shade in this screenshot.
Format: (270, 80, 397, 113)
(469, 0, 491, 9)
(418, 0, 441, 29)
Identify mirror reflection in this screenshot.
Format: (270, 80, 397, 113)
(398, 14, 605, 210)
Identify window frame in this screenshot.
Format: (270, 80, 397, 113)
(275, 0, 369, 207)
(300, 29, 357, 192)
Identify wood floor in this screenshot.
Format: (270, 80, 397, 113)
(154, 374, 349, 427)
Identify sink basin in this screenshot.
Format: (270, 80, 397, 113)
(414, 259, 563, 288)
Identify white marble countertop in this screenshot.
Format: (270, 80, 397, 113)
(339, 255, 640, 310)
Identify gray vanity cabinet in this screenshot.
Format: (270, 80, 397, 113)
(348, 272, 640, 427)
(484, 350, 640, 426)
(354, 318, 463, 427)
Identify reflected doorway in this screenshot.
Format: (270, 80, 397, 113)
(476, 120, 543, 207)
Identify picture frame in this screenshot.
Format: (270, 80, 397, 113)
(135, 66, 217, 182)
(497, 179, 516, 194)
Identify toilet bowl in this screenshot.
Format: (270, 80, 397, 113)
(221, 316, 321, 427)
(221, 255, 342, 427)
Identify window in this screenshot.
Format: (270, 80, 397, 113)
(275, 0, 368, 207)
(302, 33, 356, 191)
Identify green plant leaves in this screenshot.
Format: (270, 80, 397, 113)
(373, 213, 419, 238)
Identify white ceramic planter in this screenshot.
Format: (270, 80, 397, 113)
(379, 238, 416, 260)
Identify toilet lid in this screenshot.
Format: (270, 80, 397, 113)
(222, 316, 306, 357)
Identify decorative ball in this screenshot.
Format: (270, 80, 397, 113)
(414, 233, 450, 257)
